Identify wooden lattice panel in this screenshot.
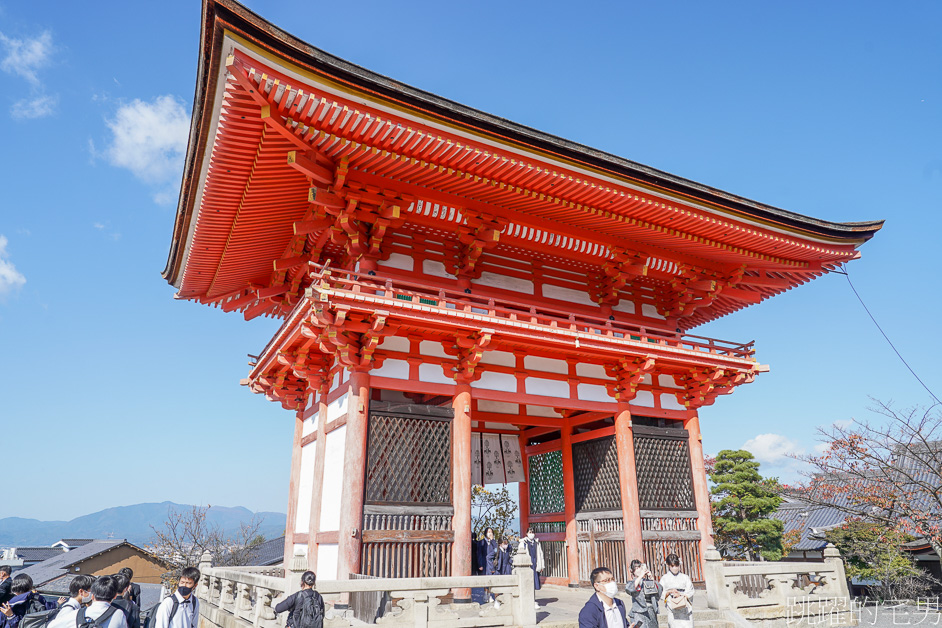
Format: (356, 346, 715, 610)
(528, 450, 564, 514)
(530, 521, 565, 534)
(572, 436, 622, 512)
(634, 431, 695, 511)
(643, 539, 703, 583)
(366, 412, 452, 505)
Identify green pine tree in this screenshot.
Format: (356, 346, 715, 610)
(709, 449, 784, 561)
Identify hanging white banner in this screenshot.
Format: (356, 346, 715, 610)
(481, 433, 505, 484)
(471, 432, 483, 486)
(501, 435, 525, 483)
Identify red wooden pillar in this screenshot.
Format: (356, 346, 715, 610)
(560, 421, 580, 586)
(518, 433, 530, 536)
(283, 407, 305, 569)
(685, 411, 713, 574)
(614, 402, 644, 562)
(451, 383, 473, 602)
(307, 390, 329, 569)
(337, 368, 370, 580)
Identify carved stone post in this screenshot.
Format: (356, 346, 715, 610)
(703, 546, 731, 610)
(197, 551, 212, 600)
(512, 539, 537, 625)
(287, 551, 307, 598)
(824, 543, 851, 601)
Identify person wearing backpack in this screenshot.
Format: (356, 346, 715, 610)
(75, 577, 126, 628)
(274, 571, 323, 628)
(47, 576, 94, 628)
(108, 575, 139, 628)
(153, 568, 199, 628)
(0, 574, 54, 628)
(115, 572, 138, 610)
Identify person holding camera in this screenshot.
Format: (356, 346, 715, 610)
(626, 560, 661, 628)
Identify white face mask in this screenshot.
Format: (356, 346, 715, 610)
(527, 532, 535, 540)
(604, 582, 618, 598)
(80, 594, 92, 604)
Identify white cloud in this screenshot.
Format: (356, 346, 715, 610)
(102, 95, 190, 205)
(0, 235, 26, 295)
(832, 418, 854, 430)
(741, 433, 805, 466)
(11, 93, 56, 120)
(0, 30, 57, 120)
(0, 31, 52, 86)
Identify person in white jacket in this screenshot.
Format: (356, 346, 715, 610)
(155, 568, 200, 628)
(48, 575, 94, 628)
(658, 554, 695, 627)
(80, 576, 128, 628)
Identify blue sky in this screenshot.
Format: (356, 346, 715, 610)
(0, 1, 939, 522)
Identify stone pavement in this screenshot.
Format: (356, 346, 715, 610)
(531, 584, 712, 627)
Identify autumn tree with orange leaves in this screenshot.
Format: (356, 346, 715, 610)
(791, 400, 942, 561)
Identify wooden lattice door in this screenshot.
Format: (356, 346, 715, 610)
(361, 402, 455, 578)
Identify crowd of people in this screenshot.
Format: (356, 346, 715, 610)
(0, 565, 201, 628)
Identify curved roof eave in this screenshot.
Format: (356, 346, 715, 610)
(163, 0, 884, 285)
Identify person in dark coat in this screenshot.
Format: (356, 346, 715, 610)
(578, 567, 631, 628)
(496, 538, 513, 575)
(474, 532, 488, 575)
(274, 570, 324, 628)
(482, 528, 499, 576)
(118, 569, 141, 608)
(470, 533, 479, 575)
(522, 527, 545, 610)
(0, 567, 12, 607)
(0, 574, 54, 628)
(111, 573, 141, 628)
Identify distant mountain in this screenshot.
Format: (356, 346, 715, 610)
(0, 502, 286, 547)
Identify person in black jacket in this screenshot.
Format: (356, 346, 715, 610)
(117, 569, 140, 607)
(111, 574, 140, 628)
(0, 567, 12, 607)
(274, 571, 323, 628)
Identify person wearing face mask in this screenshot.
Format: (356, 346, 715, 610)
(577, 567, 631, 628)
(521, 527, 544, 610)
(154, 568, 200, 628)
(626, 559, 661, 628)
(47, 576, 95, 628)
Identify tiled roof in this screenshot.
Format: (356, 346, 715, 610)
(18, 540, 127, 586)
(59, 539, 95, 547)
(775, 498, 848, 551)
(243, 536, 285, 567)
(14, 547, 66, 562)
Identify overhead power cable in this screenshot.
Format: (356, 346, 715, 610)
(841, 264, 941, 405)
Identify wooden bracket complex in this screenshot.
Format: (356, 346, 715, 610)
(604, 357, 656, 402)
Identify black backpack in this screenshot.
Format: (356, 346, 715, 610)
(291, 590, 323, 628)
(18, 607, 60, 628)
(142, 597, 178, 628)
(76, 606, 118, 628)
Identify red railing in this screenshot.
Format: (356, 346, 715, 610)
(307, 263, 755, 361)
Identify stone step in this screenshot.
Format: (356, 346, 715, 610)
(536, 609, 733, 628)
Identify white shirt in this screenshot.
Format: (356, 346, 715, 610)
(154, 592, 199, 628)
(84, 601, 129, 628)
(659, 571, 695, 602)
(48, 599, 82, 628)
(596, 593, 624, 628)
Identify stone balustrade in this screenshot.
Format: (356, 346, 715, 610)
(196, 541, 537, 628)
(704, 543, 856, 627)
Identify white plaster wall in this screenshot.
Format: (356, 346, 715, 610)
(472, 271, 534, 295)
(419, 340, 449, 358)
(576, 363, 614, 380)
(658, 374, 680, 389)
(419, 363, 454, 385)
(633, 391, 655, 407)
(526, 405, 561, 418)
(660, 393, 686, 411)
(371, 359, 409, 380)
(543, 284, 596, 307)
(302, 412, 318, 438)
(423, 259, 457, 279)
(326, 393, 348, 423)
(480, 351, 516, 367)
(477, 400, 519, 414)
(295, 444, 316, 534)
(525, 377, 563, 397)
(524, 356, 568, 374)
(377, 252, 414, 271)
(471, 371, 517, 393)
(378, 335, 410, 352)
(316, 543, 339, 579)
(319, 425, 346, 531)
(577, 383, 611, 403)
(641, 304, 666, 320)
(613, 300, 636, 314)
